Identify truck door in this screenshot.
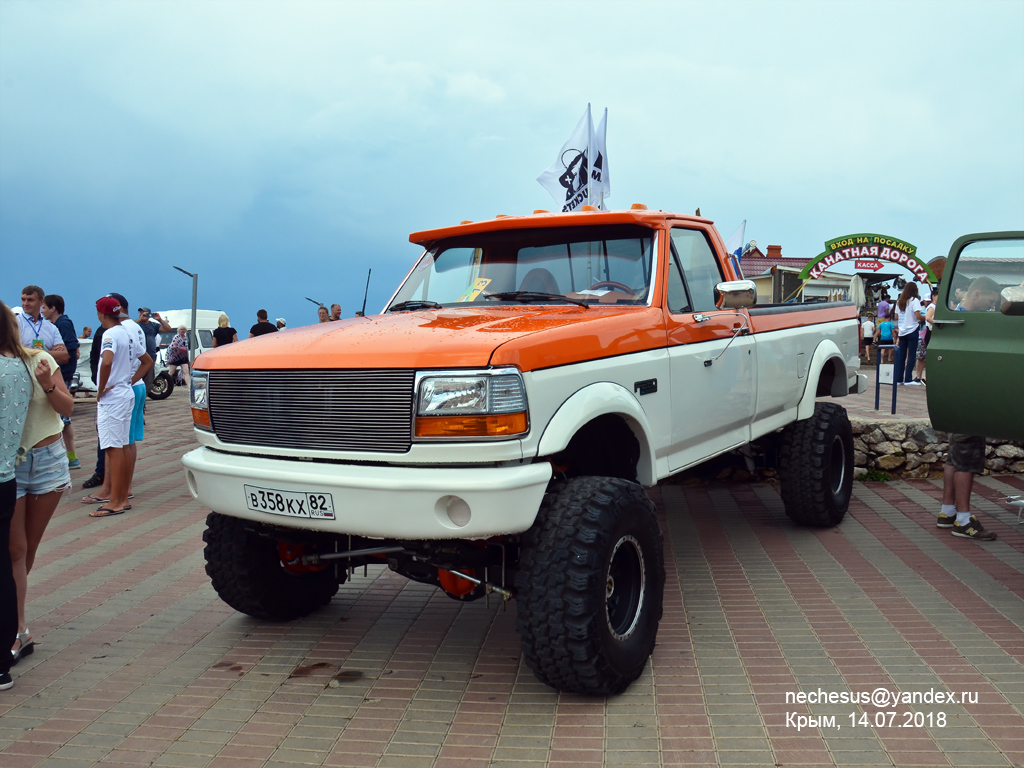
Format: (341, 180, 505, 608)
(666, 227, 756, 471)
(927, 232, 1024, 441)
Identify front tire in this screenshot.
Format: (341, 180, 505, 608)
(148, 372, 174, 400)
(202, 512, 340, 620)
(778, 402, 854, 527)
(515, 477, 665, 695)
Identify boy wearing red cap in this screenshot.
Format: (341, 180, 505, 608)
(90, 297, 134, 517)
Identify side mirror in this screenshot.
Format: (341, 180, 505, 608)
(1000, 285, 1024, 316)
(714, 280, 757, 309)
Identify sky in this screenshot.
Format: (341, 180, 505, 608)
(2, 0, 1023, 331)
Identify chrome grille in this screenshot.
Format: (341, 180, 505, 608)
(209, 370, 415, 453)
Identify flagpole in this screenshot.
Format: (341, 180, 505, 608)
(598, 107, 607, 210)
(589, 103, 598, 210)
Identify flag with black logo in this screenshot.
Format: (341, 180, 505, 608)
(537, 105, 610, 212)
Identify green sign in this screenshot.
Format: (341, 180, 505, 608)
(798, 233, 937, 282)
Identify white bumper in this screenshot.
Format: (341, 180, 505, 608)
(181, 448, 552, 539)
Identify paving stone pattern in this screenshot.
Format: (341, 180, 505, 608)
(1, 391, 1022, 767)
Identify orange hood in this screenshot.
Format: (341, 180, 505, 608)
(193, 306, 666, 373)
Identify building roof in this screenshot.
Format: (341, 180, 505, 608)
(739, 257, 810, 276)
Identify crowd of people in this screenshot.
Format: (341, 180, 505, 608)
(1, 286, 179, 691)
(860, 284, 936, 383)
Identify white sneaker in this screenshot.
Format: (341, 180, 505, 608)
(905, 381, 923, 386)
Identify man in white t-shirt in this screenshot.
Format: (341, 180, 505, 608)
(109, 293, 152, 505)
(90, 296, 135, 517)
(16, 285, 69, 365)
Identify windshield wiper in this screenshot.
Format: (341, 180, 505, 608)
(389, 300, 443, 312)
(486, 291, 589, 309)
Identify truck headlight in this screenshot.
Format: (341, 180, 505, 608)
(190, 371, 211, 430)
(415, 370, 528, 439)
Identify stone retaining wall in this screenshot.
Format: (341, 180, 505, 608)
(852, 418, 1024, 479)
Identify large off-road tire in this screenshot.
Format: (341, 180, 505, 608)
(202, 512, 340, 620)
(515, 477, 665, 695)
(778, 402, 854, 527)
(147, 372, 174, 400)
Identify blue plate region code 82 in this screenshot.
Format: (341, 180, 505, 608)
(243, 484, 335, 520)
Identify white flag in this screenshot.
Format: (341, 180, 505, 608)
(591, 108, 610, 208)
(724, 220, 746, 258)
(537, 105, 596, 213)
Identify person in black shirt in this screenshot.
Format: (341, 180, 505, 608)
(41, 294, 80, 469)
(249, 309, 279, 338)
(212, 314, 238, 347)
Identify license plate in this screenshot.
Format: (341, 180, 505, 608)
(243, 484, 335, 520)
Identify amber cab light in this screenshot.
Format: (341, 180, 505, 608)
(415, 412, 528, 438)
(580, 205, 598, 211)
(631, 203, 648, 210)
(460, 220, 473, 224)
(533, 209, 549, 214)
(192, 408, 212, 429)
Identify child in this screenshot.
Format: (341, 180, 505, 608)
(874, 315, 895, 364)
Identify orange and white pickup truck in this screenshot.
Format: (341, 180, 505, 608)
(182, 207, 865, 694)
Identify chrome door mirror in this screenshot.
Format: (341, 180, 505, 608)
(714, 280, 757, 309)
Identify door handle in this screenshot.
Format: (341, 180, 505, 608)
(932, 319, 965, 325)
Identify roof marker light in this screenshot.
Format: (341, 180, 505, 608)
(495, 214, 509, 218)
(460, 220, 473, 225)
(631, 203, 648, 210)
(533, 209, 549, 214)
(580, 205, 598, 212)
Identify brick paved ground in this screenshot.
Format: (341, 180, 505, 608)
(830, 363, 929, 422)
(2, 389, 1021, 768)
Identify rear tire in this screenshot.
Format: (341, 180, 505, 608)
(148, 372, 174, 400)
(202, 512, 340, 620)
(778, 402, 853, 527)
(515, 477, 664, 695)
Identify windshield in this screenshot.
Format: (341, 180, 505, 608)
(389, 225, 658, 310)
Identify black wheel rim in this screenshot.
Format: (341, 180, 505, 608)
(606, 535, 645, 641)
(830, 434, 846, 495)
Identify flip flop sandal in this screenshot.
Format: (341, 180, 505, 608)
(90, 507, 124, 518)
(123, 505, 132, 511)
(81, 494, 109, 504)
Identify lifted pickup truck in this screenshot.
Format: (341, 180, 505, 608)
(182, 207, 865, 694)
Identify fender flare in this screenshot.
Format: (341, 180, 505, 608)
(796, 340, 849, 420)
(536, 382, 658, 486)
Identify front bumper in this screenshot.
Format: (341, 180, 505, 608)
(181, 448, 552, 539)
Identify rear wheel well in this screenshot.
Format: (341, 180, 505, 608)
(815, 357, 846, 397)
(548, 414, 640, 483)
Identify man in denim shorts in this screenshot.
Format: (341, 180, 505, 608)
(936, 434, 997, 540)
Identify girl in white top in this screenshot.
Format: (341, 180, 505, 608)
(894, 283, 924, 385)
(1, 301, 74, 665)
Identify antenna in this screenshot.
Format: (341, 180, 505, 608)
(304, 297, 325, 307)
(356, 269, 371, 317)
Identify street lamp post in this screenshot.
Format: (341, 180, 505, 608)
(173, 266, 199, 365)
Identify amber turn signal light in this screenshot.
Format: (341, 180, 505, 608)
(415, 412, 527, 438)
(191, 408, 212, 429)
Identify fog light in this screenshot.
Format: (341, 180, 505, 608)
(436, 495, 471, 528)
